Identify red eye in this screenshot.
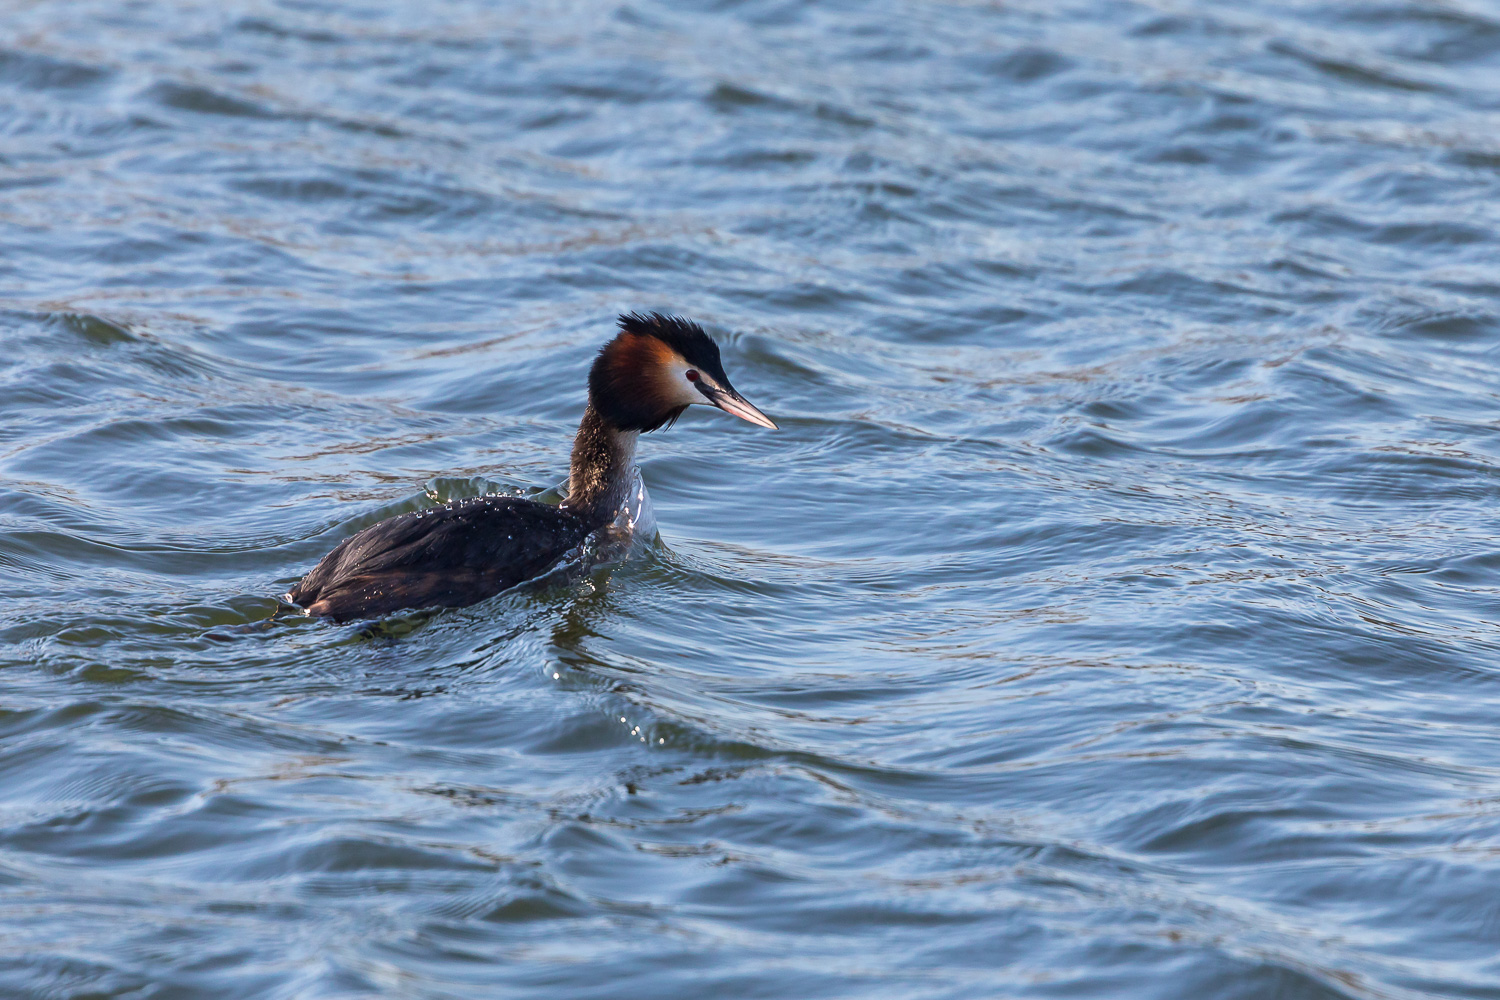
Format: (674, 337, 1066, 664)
(685, 370, 699, 382)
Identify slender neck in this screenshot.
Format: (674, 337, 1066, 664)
(565, 402, 639, 527)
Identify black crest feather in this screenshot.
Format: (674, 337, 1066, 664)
(616, 312, 727, 377)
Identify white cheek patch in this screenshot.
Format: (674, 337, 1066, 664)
(663, 357, 711, 406)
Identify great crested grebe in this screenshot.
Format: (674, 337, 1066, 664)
(286, 312, 777, 622)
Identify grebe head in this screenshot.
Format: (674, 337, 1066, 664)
(588, 312, 779, 433)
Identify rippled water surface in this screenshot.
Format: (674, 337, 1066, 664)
(5, 1, 1500, 996)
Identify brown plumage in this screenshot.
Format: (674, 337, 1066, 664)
(286, 313, 777, 622)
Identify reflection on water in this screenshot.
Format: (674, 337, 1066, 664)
(4, 0, 1500, 997)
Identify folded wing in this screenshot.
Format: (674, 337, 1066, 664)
(287, 496, 592, 622)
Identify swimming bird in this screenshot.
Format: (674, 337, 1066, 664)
(286, 312, 777, 622)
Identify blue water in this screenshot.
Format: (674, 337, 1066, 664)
(4, 1, 1500, 997)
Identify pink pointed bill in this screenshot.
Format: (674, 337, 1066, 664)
(702, 385, 778, 429)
